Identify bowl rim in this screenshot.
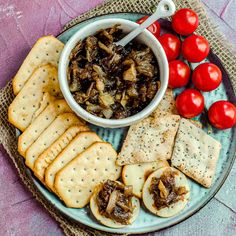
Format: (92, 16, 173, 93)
(58, 18, 169, 128)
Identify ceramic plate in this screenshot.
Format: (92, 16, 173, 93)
(27, 13, 236, 234)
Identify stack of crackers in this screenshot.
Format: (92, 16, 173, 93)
(8, 36, 121, 208)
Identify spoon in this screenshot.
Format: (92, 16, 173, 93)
(116, 0, 176, 47)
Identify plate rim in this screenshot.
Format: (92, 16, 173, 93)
(27, 12, 236, 234)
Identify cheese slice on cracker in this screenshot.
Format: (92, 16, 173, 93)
(171, 118, 221, 188)
(117, 112, 180, 166)
(122, 160, 169, 198)
(33, 125, 89, 181)
(54, 142, 121, 208)
(18, 99, 73, 157)
(13, 36, 64, 95)
(45, 131, 102, 192)
(8, 64, 62, 131)
(25, 113, 84, 170)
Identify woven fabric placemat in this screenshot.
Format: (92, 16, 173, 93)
(0, 0, 235, 235)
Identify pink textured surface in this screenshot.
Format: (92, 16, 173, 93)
(0, 1, 236, 236)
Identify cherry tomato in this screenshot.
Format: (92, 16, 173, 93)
(137, 16, 160, 38)
(172, 8, 199, 35)
(192, 63, 222, 92)
(158, 34, 181, 61)
(168, 60, 191, 88)
(176, 89, 204, 118)
(208, 101, 236, 129)
(182, 35, 210, 63)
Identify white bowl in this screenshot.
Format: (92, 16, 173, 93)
(58, 18, 168, 128)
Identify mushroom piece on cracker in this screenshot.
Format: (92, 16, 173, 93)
(90, 180, 140, 228)
(142, 167, 190, 217)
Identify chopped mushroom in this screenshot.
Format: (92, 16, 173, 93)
(68, 25, 159, 119)
(93, 65, 106, 80)
(98, 41, 113, 54)
(106, 190, 118, 214)
(120, 91, 129, 107)
(85, 36, 98, 62)
(92, 65, 106, 92)
(70, 41, 83, 59)
(96, 180, 134, 225)
(123, 64, 137, 82)
(130, 47, 155, 77)
(127, 86, 138, 97)
(158, 180, 169, 199)
(102, 108, 113, 119)
(69, 78, 80, 92)
(99, 93, 114, 108)
(149, 170, 188, 210)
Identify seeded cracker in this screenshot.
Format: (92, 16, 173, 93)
(117, 112, 180, 165)
(12, 36, 64, 95)
(34, 125, 89, 181)
(45, 131, 101, 192)
(54, 142, 121, 208)
(171, 118, 221, 188)
(18, 99, 73, 157)
(152, 85, 178, 116)
(8, 65, 62, 131)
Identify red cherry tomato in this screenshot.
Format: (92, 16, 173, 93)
(158, 34, 181, 61)
(176, 89, 204, 118)
(208, 101, 236, 129)
(172, 8, 199, 35)
(182, 35, 210, 63)
(168, 60, 191, 88)
(192, 63, 222, 92)
(137, 16, 161, 38)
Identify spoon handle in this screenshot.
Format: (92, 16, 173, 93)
(117, 0, 176, 47)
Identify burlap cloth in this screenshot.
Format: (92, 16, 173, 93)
(0, 0, 235, 235)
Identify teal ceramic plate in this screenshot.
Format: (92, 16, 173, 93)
(28, 13, 236, 234)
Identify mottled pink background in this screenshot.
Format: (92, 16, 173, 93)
(0, 0, 236, 235)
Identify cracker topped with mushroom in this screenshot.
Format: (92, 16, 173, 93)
(68, 25, 160, 119)
(90, 180, 140, 228)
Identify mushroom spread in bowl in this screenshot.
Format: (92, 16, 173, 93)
(68, 25, 160, 119)
(59, 18, 168, 128)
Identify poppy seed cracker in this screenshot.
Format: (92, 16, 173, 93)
(117, 112, 180, 166)
(152, 86, 178, 116)
(171, 118, 221, 188)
